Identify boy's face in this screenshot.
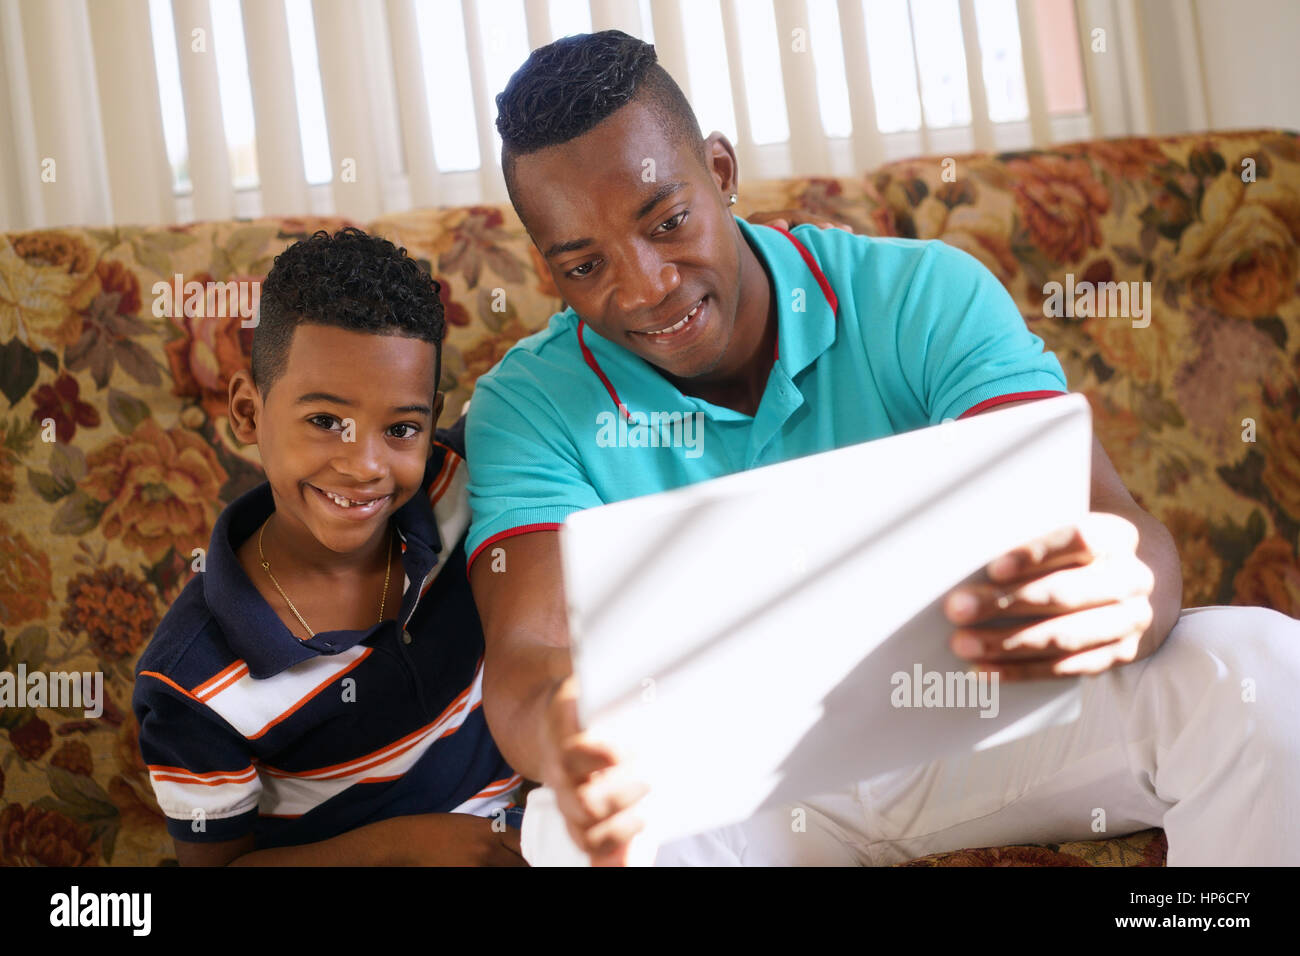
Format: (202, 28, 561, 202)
(512, 100, 744, 381)
(230, 324, 443, 557)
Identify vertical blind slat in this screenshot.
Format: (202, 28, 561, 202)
(1113, 0, 1152, 134)
(958, 0, 994, 151)
(772, 0, 829, 175)
(718, 0, 758, 181)
(172, 0, 235, 219)
(311, 0, 388, 220)
(460, 0, 508, 202)
(905, 0, 933, 154)
(648, 0, 691, 102)
(241, 0, 310, 217)
(836, 0, 884, 173)
(589, 0, 641, 34)
(385, 0, 439, 208)
(88, 0, 175, 226)
(1014, 0, 1052, 146)
(1, 0, 49, 228)
(18, 0, 113, 227)
(523, 0, 551, 50)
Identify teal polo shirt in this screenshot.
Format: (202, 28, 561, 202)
(464, 216, 1067, 567)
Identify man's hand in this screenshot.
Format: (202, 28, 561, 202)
(543, 675, 650, 866)
(746, 209, 854, 233)
(943, 511, 1158, 680)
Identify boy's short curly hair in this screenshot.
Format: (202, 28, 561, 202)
(494, 30, 705, 212)
(251, 226, 445, 398)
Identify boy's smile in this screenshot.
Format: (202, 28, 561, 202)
(511, 100, 776, 412)
(229, 323, 443, 578)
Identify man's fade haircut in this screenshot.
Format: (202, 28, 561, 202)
(495, 30, 705, 209)
(251, 226, 445, 399)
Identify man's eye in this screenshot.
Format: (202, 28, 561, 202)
(567, 259, 598, 279)
(655, 210, 688, 234)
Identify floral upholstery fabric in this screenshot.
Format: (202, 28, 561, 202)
(1, 130, 1296, 866)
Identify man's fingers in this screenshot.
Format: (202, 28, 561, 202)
(554, 762, 648, 827)
(949, 554, 1155, 624)
(988, 513, 1140, 582)
(982, 632, 1145, 680)
(953, 595, 1154, 661)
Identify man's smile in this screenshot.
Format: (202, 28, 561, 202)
(630, 295, 709, 346)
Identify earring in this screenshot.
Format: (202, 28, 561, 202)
(728, 192, 738, 206)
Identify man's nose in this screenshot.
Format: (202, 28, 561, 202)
(612, 243, 680, 314)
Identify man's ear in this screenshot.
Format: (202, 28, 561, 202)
(228, 369, 261, 446)
(703, 132, 739, 201)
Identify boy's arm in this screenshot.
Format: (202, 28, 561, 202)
(177, 813, 524, 866)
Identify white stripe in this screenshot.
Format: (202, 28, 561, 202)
(203, 646, 370, 739)
(151, 771, 261, 824)
(257, 663, 484, 818)
(449, 788, 520, 818)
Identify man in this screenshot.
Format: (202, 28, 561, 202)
(466, 31, 1300, 865)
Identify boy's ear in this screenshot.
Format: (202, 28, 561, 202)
(228, 369, 260, 445)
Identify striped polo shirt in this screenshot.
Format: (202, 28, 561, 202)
(464, 217, 1068, 565)
(133, 422, 520, 848)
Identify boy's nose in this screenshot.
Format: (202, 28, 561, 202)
(332, 431, 388, 481)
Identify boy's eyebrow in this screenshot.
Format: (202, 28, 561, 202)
(294, 391, 432, 415)
(542, 180, 688, 259)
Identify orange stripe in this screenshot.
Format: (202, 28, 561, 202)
(246, 647, 373, 741)
(151, 770, 259, 787)
(471, 774, 523, 799)
(148, 763, 257, 781)
(196, 661, 249, 701)
(259, 667, 481, 780)
(431, 453, 462, 504)
(139, 670, 200, 702)
(425, 454, 453, 503)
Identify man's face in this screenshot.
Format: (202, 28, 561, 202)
(241, 324, 443, 556)
(512, 100, 743, 380)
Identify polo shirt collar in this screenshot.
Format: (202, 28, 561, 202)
(734, 217, 839, 380)
(204, 449, 447, 679)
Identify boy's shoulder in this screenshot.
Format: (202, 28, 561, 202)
(134, 570, 241, 701)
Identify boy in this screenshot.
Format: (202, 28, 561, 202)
(464, 31, 1300, 865)
(133, 227, 525, 865)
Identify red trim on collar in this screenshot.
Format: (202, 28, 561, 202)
(578, 322, 633, 422)
(772, 226, 838, 316)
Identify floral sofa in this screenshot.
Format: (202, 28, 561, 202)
(1, 128, 1296, 867)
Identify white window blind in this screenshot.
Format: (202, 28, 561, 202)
(1, 0, 1125, 230)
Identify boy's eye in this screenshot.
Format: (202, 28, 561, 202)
(655, 210, 688, 234)
(307, 415, 420, 440)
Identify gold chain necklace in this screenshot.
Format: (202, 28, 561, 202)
(257, 517, 393, 640)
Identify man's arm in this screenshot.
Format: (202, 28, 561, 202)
(944, 398, 1184, 676)
(469, 530, 573, 782)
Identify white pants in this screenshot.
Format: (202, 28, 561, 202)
(521, 605, 1300, 866)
